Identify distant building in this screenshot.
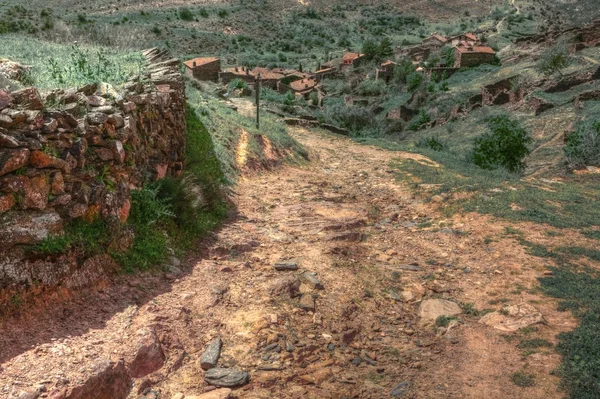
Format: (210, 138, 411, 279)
(314, 67, 336, 82)
(454, 46, 496, 68)
(321, 58, 341, 71)
(251, 67, 285, 89)
(449, 33, 480, 47)
(219, 66, 255, 85)
(341, 52, 365, 69)
(289, 78, 318, 96)
(378, 60, 397, 82)
(184, 57, 221, 82)
(279, 77, 318, 97)
(422, 34, 448, 51)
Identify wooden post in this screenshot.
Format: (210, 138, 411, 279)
(255, 73, 261, 130)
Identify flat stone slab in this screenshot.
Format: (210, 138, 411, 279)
(301, 272, 324, 290)
(204, 367, 250, 387)
(418, 299, 462, 322)
(200, 337, 222, 370)
(273, 261, 299, 271)
(479, 303, 544, 332)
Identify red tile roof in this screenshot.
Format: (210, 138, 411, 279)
(455, 45, 496, 54)
(290, 78, 317, 92)
(381, 60, 397, 66)
(184, 57, 220, 69)
(342, 52, 364, 62)
(251, 67, 285, 80)
(426, 34, 448, 43)
(464, 32, 479, 41)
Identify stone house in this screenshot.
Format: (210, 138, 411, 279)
(341, 53, 365, 69)
(314, 67, 336, 82)
(449, 33, 480, 47)
(279, 77, 318, 98)
(219, 66, 255, 86)
(321, 58, 341, 71)
(378, 60, 397, 82)
(251, 68, 285, 90)
(184, 57, 221, 82)
(422, 34, 448, 51)
(454, 46, 496, 68)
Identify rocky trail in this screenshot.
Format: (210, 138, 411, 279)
(0, 127, 576, 399)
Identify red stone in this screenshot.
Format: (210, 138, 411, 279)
(23, 174, 49, 210)
(0, 193, 15, 213)
(11, 87, 44, 110)
(0, 148, 30, 176)
(119, 199, 130, 223)
(127, 328, 165, 378)
(0, 90, 13, 111)
(63, 359, 131, 399)
(155, 163, 168, 180)
(50, 171, 65, 195)
(30, 150, 70, 172)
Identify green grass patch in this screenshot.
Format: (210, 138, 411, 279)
(435, 315, 457, 327)
(518, 338, 553, 349)
(388, 147, 600, 229)
(0, 35, 142, 89)
(540, 265, 600, 398)
(510, 370, 536, 387)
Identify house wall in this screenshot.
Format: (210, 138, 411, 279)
(190, 60, 221, 82)
(455, 50, 496, 68)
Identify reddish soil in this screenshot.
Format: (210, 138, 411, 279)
(0, 127, 576, 399)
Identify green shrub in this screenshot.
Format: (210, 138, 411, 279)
(407, 109, 431, 131)
(228, 78, 249, 92)
(217, 9, 229, 18)
(179, 7, 194, 21)
(417, 136, 446, 151)
(199, 9, 209, 18)
(406, 72, 424, 91)
(393, 58, 416, 85)
(564, 119, 600, 169)
(537, 38, 571, 77)
(356, 79, 387, 96)
(511, 371, 535, 387)
(472, 115, 532, 173)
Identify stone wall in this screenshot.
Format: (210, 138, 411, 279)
(0, 48, 187, 300)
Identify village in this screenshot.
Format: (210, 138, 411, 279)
(183, 31, 497, 104)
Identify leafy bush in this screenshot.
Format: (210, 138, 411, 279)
(564, 119, 600, 169)
(537, 38, 571, 77)
(179, 8, 194, 21)
(356, 79, 387, 96)
(228, 78, 249, 91)
(406, 72, 424, 91)
(393, 58, 416, 85)
(472, 115, 532, 173)
(417, 136, 446, 151)
(322, 103, 376, 134)
(407, 109, 431, 131)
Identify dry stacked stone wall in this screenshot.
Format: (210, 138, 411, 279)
(0, 48, 186, 299)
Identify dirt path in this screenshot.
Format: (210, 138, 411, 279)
(0, 127, 575, 399)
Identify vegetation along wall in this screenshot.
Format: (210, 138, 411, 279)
(0, 48, 186, 302)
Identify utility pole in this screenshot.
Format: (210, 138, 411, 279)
(255, 73, 261, 130)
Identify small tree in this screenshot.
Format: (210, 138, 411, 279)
(564, 119, 600, 169)
(362, 39, 378, 61)
(472, 115, 532, 173)
(537, 38, 571, 77)
(376, 37, 393, 62)
(179, 7, 194, 21)
(406, 72, 424, 91)
(393, 57, 415, 84)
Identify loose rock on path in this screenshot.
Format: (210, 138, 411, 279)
(0, 127, 578, 399)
